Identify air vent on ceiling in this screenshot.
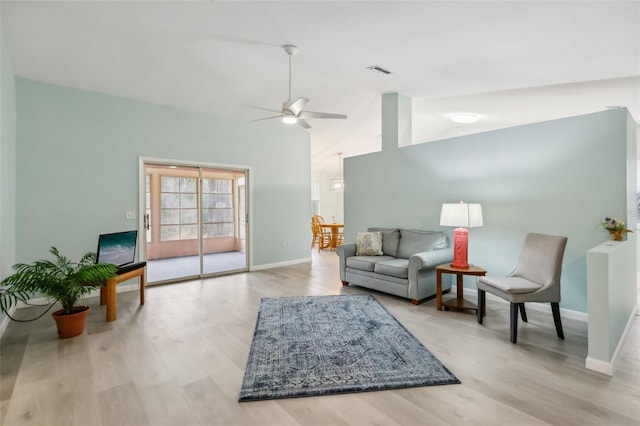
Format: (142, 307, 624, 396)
(367, 65, 391, 75)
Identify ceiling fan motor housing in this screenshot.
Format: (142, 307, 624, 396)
(283, 45, 298, 55)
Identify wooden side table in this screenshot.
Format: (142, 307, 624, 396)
(100, 265, 146, 322)
(436, 263, 487, 313)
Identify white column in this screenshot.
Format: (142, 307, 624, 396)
(381, 93, 412, 151)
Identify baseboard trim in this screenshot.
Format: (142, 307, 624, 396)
(0, 284, 142, 338)
(585, 356, 614, 375)
(250, 257, 311, 271)
(0, 304, 17, 337)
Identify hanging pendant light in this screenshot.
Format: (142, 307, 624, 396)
(329, 153, 344, 191)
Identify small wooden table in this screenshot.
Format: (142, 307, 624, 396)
(436, 263, 486, 313)
(100, 265, 146, 322)
(320, 223, 344, 249)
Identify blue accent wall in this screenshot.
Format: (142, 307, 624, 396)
(15, 78, 311, 268)
(344, 108, 636, 313)
(0, 23, 16, 279)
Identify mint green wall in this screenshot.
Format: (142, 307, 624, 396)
(344, 109, 636, 313)
(0, 23, 16, 278)
(15, 78, 311, 267)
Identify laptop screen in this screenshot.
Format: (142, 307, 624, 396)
(96, 230, 138, 267)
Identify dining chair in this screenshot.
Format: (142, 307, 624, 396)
(310, 217, 330, 251)
(476, 233, 568, 344)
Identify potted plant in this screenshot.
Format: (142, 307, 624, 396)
(0, 247, 117, 338)
(600, 217, 633, 241)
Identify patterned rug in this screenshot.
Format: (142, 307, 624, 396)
(239, 294, 460, 401)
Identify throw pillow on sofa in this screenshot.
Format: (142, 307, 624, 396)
(356, 232, 384, 256)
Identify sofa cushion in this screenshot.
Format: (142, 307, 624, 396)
(397, 230, 447, 259)
(374, 258, 410, 279)
(347, 255, 395, 272)
(367, 227, 401, 257)
(356, 232, 383, 256)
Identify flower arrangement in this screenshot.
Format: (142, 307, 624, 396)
(600, 217, 633, 241)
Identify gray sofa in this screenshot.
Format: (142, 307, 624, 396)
(337, 228, 453, 304)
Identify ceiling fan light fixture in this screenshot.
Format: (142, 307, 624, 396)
(282, 115, 298, 124)
(450, 113, 479, 124)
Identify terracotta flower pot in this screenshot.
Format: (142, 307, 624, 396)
(52, 306, 90, 338)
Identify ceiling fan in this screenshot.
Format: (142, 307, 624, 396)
(251, 45, 347, 129)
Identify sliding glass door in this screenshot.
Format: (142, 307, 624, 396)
(143, 162, 248, 284)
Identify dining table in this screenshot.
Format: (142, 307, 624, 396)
(320, 223, 344, 249)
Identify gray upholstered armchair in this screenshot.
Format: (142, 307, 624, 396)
(476, 233, 568, 344)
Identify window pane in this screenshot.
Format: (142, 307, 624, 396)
(161, 225, 179, 241)
(180, 225, 198, 239)
(161, 176, 179, 192)
(180, 209, 197, 224)
(156, 175, 237, 242)
(180, 193, 197, 208)
(220, 223, 234, 237)
(202, 208, 217, 223)
(179, 177, 196, 192)
(202, 179, 215, 193)
(161, 209, 180, 224)
(217, 194, 232, 208)
(202, 194, 217, 208)
(202, 223, 216, 238)
(217, 179, 232, 193)
(161, 193, 179, 208)
(219, 208, 233, 222)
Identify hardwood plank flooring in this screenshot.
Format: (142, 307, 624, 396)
(1, 250, 639, 426)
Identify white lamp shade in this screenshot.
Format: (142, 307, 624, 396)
(440, 202, 483, 228)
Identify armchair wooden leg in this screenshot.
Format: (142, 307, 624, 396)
(477, 289, 485, 324)
(341, 280, 349, 286)
(510, 303, 518, 344)
(551, 302, 564, 339)
(519, 303, 528, 322)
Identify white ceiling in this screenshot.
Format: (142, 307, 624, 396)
(2, 1, 639, 174)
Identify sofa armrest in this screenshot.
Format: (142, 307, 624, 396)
(337, 243, 357, 281)
(409, 248, 453, 271)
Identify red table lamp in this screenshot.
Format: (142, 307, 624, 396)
(440, 202, 483, 269)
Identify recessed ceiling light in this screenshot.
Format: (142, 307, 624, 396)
(450, 113, 479, 124)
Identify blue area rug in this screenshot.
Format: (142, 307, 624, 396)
(239, 294, 460, 401)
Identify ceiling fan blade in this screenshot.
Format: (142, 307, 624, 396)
(238, 104, 282, 114)
(297, 119, 311, 129)
(298, 111, 347, 120)
(285, 97, 309, 116)
(250, 115, 282, 122)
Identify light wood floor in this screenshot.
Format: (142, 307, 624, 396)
(1, 250, 639, 426)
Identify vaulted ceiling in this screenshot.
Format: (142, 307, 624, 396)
(2, 1, 639, 174)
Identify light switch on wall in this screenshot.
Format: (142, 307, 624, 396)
(125, 211, 136, 220)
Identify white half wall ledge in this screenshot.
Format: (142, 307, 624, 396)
(586, 240, 637, 376)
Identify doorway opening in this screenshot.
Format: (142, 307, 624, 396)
(142, 162, 249, 284)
